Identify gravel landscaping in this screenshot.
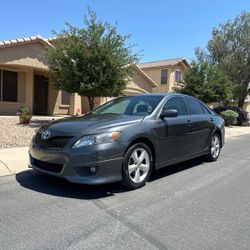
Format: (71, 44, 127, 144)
(0, 116, 63, 149)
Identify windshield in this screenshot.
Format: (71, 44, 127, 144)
(91, 95, 164, 116)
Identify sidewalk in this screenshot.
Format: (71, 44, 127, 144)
(225, 125, 250, 139)
(0, 126, 250, 177)
(0, 147, 29, 176)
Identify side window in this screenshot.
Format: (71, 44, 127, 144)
(175, 71, 182, 83)
(2, 70, 18, 102)
(161, 69, 168, 85)
(163, 97, 187, 116)
(185, 98, 204, 115)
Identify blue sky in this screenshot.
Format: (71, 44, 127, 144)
(1, 0, 249, 62)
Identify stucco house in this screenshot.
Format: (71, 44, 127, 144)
(0, 35, 188, 115)
(138, 58, 189, 93)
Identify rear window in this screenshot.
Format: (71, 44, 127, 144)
(185, 97, 204, 115)
(201, 104, 212, 114)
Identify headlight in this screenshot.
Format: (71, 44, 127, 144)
(72, 132, 121, 148)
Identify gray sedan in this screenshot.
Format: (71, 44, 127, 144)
(29, 93, 225, 189)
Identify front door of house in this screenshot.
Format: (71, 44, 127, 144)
(33, 75, 48, 115)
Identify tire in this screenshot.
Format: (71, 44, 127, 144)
(122, 143, 153, 189)
(205, 133, 221, 162)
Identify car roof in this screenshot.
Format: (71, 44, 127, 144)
(132, 93, 189, 98)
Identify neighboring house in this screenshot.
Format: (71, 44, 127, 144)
(0, 35, 187, 115)
(138, 58, 189, 93)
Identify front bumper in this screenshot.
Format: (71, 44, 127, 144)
(29, 144, 124, 185)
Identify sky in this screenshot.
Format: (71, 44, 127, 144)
(0, 0, 249, 63)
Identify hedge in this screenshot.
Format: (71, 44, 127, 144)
(220, 110, 238, 126)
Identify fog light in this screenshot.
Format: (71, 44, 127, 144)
(89, 166, 97, 174)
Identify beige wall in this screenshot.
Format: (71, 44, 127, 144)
(168, 65, 185, 92)
(126, 68, 153, 94)
(69, 93, 82, 115)
(0, 42, 48, 70)
(48, 81, 70, 116)
(0, 39, 72, 115)
(0, 66, 34, 115)
(142, 68, 164, 87)
(48, 78, 61, 115)
(142, 64, 186, 93)
(0, 65, 70, 115)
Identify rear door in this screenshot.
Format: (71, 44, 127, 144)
(184, 97, 214, 154)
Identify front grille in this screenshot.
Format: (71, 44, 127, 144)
(30, 155, 63, 173)
(35, 133, 73, 149)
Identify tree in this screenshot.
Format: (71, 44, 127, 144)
(45, 9, 139, 110)
(175, 53, 233, 104)
(207, 11, 250, 107)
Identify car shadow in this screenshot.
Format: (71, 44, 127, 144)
(149, 157, 205, 182)
(16, 170, 126, 200)
(16, 157, 206, 200)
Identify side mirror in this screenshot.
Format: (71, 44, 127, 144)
(160, 109, 178, 118)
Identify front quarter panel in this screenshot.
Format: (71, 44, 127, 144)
(212, 114, 225, 147)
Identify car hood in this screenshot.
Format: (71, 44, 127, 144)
(40, 114, 143, 136)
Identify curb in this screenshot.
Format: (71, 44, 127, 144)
(0, 147, 29, 177)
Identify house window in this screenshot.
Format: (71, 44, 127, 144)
(175, 70, 182, 83)
(61, 90, 70, 105)
(161, 69, 168, 84)
(0, 70, 18, 102)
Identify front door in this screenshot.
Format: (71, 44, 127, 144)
(156, 96, 193, 165)
(33, 75, 48, 115)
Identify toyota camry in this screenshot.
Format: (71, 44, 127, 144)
(29, 93, 225, 189)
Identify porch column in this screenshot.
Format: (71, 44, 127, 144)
(69, 93, 82, 115)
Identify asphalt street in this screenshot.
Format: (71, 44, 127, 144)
(0, 135, 250, 250)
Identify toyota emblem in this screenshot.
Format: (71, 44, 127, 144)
(41, 130, 51, 140)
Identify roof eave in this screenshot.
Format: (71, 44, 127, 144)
(0, 35, 54, 49)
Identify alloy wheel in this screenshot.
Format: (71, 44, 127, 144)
(128, 148, 150, 183)
(211, 135, 220, 158)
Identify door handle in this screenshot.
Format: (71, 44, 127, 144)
(210, 118, 214, 122)
(187, 119, 192, 126)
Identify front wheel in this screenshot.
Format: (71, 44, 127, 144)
(122, 143, 153, 189)
(205, 134, 221, 162)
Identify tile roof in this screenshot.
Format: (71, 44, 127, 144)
(0, 35, 54, 48)
(137, 57, 189, 69)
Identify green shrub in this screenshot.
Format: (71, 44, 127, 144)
(220, 110, 238, 126)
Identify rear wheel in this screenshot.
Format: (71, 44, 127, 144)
(122, 143, 153, 189)
(206, 133, 221, 162)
